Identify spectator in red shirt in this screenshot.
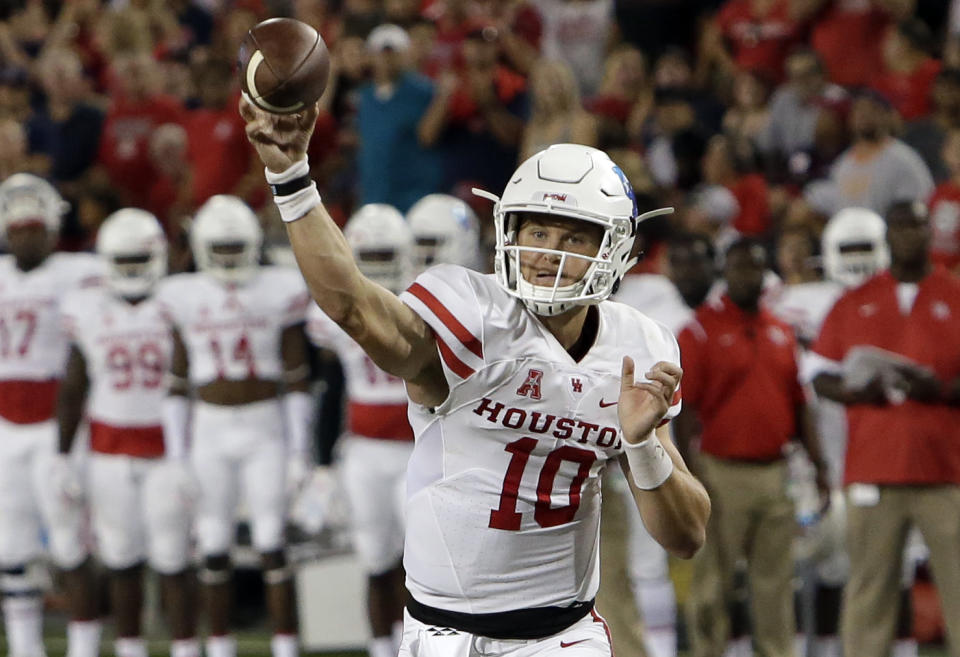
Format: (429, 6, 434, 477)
(903, 68, 960, 183)
(808, 0, 914, 89)
(586, 45, 651, 140)
(419, 19, 528, 194)
(927, 128, 960, 272)
(702, 0, 804, 84)
(96, 52, 184, 205)
(703, 134, 771, 237)
(810, 200, 960, 657)
(183, 58, 261, 208)
(871, 18, 942, 121)
(678, 238, 828, 657)
(145, 122, 192, 236)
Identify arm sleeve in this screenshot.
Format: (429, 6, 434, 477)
(400, 265, 487, 385)
(313, 348, 344, 466)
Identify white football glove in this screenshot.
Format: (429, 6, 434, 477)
(47, 453, 84, 505)
(289, 465, 343, 535)
(286, 453, 312, 499)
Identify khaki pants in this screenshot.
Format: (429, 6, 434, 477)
(598, 471, 648, 657)
(842, 484, 960, 657)
(687, 455, 796, 657)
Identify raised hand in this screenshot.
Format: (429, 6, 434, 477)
(239, 94, 319, 173)
(618, 357, 682, 444)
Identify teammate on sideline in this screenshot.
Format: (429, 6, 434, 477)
(57, 209, 199, 657)
(406, 193, 482, 275)
(308, 204, 416, 657)
(241, 97, 710, 655)
(769, 210, 890, 657)
(156, 195, 313, 657)
(307, 196, 481, 657)
(809, 201, 960, 657)
(0, 174, 104, 657)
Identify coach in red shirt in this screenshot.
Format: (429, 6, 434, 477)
(810, 200, 960, 657)
(678, 239, 828, 657)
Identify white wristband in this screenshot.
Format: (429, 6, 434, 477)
(266, 159, 322, 223)
(274, 183, 322, 223)
(623, 431, 674, 490)
(265, 159, 310, 184)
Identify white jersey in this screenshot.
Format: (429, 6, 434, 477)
(0, 252, 104, 424)
(306, 304, 412, 440)
(61, 288, 171, 457)
(155, 267, 310, 387)
(614, 273, 692, 336)
(766, 280, 846, 487)
(765, 280, 843, 347)
(399, 265, 682, 614)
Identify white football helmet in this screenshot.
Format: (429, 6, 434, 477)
(822, 207, 890, 287)
(96, 208, 167, 299)
(190, 195, 263, 284)
(473, 144, 672, 316)
(406, 194, 480, 273)
(0, 173, 68, 236)
(344, 204, 414, 294)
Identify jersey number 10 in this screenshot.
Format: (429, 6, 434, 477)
(489, 437, 596, 531)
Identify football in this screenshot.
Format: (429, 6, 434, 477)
(238, 17, 330, 115)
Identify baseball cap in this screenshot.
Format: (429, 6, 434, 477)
(464, 18, 499, 42)
(366, 24, 411, 53)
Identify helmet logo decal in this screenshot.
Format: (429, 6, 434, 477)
(542, 192, 568, 203)
(611, 165, 638, 219)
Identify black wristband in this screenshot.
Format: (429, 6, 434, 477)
(270, 174, 313, 197)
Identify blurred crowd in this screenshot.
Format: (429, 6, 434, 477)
(3, 0, 960, 656)
(0, 0, 957, 272)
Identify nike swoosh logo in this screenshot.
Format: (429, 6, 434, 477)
(598, 399, 617, 408)
(560, 639, 589, 648)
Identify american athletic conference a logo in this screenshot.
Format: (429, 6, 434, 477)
(516, 369, 543, 400)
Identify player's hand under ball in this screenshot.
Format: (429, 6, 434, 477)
(240, 95, 319, 174)
(618, 358, 682, 444)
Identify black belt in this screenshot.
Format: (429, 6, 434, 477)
(406, 594, 594, 640)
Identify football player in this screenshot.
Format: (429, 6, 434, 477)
(0, 174, 104, 657)
(57, 209, 199, 657)
(243, 95, 710, 657)
(156, 195, 312, 657)
(307, 204, 415, 657)
(406, 193, 481, 275)
(770, 208, 892, 657)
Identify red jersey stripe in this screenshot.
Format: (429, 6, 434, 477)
(347, 401, 414, 440)
(436, 336, 475, 379)
(407, 283, 483, 359)
(0, 380, 59, 424)
(89, 421, 165, 458)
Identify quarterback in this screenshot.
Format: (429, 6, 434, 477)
(241, 98, 710, 655)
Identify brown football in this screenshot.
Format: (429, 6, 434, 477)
(238, 18, 330, 114)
